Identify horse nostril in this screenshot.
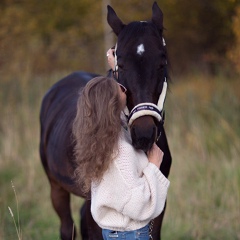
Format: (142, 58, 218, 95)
(131, 125, 156, 152)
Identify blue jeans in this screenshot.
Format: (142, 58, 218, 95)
(102, 224, 150, 240)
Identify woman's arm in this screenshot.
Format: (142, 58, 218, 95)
(115, 140, 170, 221)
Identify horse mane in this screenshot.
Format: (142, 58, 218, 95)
(118, 21, 162, 46)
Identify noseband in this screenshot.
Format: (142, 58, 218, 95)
(113, 39, 167, 141)
(127, 78, 167, 126)
(127, 79, 167, 141)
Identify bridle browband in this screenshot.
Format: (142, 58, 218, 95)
(113, 38, 168, 141)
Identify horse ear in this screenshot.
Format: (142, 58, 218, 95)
(151, 1, 163, 31)
(107, 5, 125, 36)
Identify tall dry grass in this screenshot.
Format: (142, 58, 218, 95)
(0, 71, 239, 239)
(163, 74, 240, 239)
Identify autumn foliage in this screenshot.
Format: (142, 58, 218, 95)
(0, 0, 239, 76)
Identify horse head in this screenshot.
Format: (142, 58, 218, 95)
(107, 2, 168, 152)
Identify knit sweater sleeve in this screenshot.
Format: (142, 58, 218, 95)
(115, 136, 170, 222)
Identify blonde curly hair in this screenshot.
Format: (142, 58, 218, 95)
(72, 76, 122, 194)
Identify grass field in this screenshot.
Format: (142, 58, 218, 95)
(0, 72, 239, 240)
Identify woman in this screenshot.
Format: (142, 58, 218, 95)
(72, 76, 170, 240)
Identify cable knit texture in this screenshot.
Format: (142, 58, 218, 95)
(91, 126, 170, 231)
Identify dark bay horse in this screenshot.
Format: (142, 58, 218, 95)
(40, 2, 171, 240)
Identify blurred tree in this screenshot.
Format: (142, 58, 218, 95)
(0, 0, 239, 77)
(161, 0, 239, 75)
(228, 5, 240, 75)
(0, 0, 105, 75)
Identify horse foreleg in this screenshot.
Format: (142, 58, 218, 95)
(80, 201, 89, 240)
(151, 201, 167, 240)
(50, 180, 76, 240)
(80, 200, 103, 240)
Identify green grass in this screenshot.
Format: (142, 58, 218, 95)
(0, 72, 239, 239)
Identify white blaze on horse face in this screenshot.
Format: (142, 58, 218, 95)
(137, 44, 145, 55)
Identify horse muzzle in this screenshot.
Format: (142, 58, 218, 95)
(130, 115, 157, 152)
(125, 79, 167, 152)
(126, 100, 165, 152)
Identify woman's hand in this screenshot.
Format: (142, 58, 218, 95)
(106, 48, 115, 71)
(147, 143, 164, 169)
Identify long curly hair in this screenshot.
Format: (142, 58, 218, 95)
(72, 76, 122, 194)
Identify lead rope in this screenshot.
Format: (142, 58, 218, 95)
(149, 219, 154, 239)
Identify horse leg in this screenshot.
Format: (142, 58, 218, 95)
(151, 202, 167, 240)
(80, 199, 103, 240)
(50, 180, 76, 240)
(80, 201, 89, 240)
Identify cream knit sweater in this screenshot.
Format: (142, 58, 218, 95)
(91, 127, 170, 231)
